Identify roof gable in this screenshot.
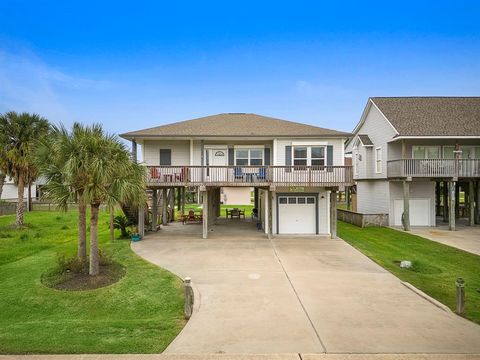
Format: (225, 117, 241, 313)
(120, 113, 351, 139)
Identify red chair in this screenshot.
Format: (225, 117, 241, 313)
(150, 167, 159, 179)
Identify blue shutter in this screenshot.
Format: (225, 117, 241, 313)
(264, 148, 270, 165)
(228, 148, 235, 165)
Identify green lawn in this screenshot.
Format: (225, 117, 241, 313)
(0, 210, 185, 354)
(338, 221, 480, 324)
(180, 203, 254, 217)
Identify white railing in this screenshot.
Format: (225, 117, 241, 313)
(387, 159, 480, 178)
(146, 165, 353, 186)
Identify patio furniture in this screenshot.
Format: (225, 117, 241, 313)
(183, 210, 202, 224)
(257, 167, 267, 181)
(226, 208, 245, 219)
(163, 174, 174, 182)
(234, 167, 243, 179)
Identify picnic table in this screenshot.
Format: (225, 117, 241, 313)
(225, 208, 246, 219)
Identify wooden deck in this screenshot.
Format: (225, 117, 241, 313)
(146, 165, 353, 187)
(387, 159, 480, 179)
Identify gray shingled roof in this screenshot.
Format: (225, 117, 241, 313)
(358, 134, 373, 146)
(371, 97, 480, 136)
(120, 113, 351, 139)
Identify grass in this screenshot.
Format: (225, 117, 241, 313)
(180, 203, 254, 217)
(338, 221, 480, 324)
(0, 210, 185, 354)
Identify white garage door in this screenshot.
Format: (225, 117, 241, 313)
(394, 199, 431, 226)
(278, 195, 316, 234)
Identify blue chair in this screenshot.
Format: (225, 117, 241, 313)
(234, 167, 243, 179)
(257, 167, 267, 180)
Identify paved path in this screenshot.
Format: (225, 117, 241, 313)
(1, 355, 480, 359)
(132, 223, 480, 354)
(407, 225, 480, 256)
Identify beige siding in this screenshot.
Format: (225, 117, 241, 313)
(221, 187, 252, 205)
(143, 140, 190, 166)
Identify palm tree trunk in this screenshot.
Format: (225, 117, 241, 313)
(78, 192, 87, 261)
(16, 174, 25, 227)
(0, 173, 6, 199)
(109, 206, 115, 242)
(89, 202, 101, 276)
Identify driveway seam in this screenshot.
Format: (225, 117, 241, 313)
(269, 238, 328, 353)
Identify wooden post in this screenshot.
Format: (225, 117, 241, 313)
(435, 182, 441, 217)
(265, 190, 270, 238)
(476, 181, 480, 225)
(267, 190, 273, 239)
(455, 184, 460, 219)
(443, 181, 449, 223)
(403, 180, 410, 231)
(449, 181, 456, 231)
(131, 140, 137, 162)
(162, 188, 168, 225)
(254, 188, 259, 209)
(181, 187, 186, 216)
(202, 190, 208, 239)
(346, 186, 351, 210)
(330, 189, 337, 238)
(138, 204, 145, 237)
(152, 189, 158, 231)
(469, 181, 475, 226)
(169, 188, 175, 221)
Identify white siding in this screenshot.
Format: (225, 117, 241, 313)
(356, 180, 390, 214)
(389, 180, 435, 226)
(143, 140, 190, 166)
(1, 179, 37, 200)
(352, 105, 397, 179)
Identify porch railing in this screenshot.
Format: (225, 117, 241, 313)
(387, 159, 480, 178)
(146, 165, 353, 186)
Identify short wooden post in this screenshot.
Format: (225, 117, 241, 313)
(162, 188, 168, 226)
(330, 189, 337, 238)
(449, 181, 456, 231)
(202, 190, 208, 239)
(184, 277, 194, 320)
(402, 180, 410, 231)
(456, 277, 465, 315)
(152, 189, 158, 231)
(443, 181, 449, 223)
(469, 181, 475, 226)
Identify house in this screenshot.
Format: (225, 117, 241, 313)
(0, 176, 38, 201)
(346, 97, 480, 231)
(120, 113, 352, 238)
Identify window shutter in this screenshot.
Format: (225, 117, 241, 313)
(327, 145, 333, 167)
(160, 149, 172, 165)
(285, 146, 292, 166)
(228, 148, 235, 165)
(264, 148, 270, 165)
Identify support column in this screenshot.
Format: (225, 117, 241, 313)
(138, 204, 145, 238)
(346, 186, 351, 210)
(469, 181, 475, 226)
(152, 189, 158, 231)
(177, 187, 181, 215)
(476, 181, 480, 225)
(169, 188, 175, 221)
(267, 190, 273, 239)
(330, 189, 337, 238)
(202, 190, 208, 239)
(403, 180, 410, 231)
(455, 184, 460, 219)
(162, 188, 168, 225)
(443, 181, 449, 223)
(181, 187, 186, 215)
(254, 188, 259, 209)
(449, 181, 456, 231)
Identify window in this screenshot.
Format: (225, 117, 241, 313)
(412, 146, 440, 159)
(375, 147, 382, 173)
(160, 149, 171, 165)
(235, 148, 264, 166)
(443, 146, 455, 159)
(293, 146, 326, 167)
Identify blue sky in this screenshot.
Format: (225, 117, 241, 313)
(0, 1, 479, 135)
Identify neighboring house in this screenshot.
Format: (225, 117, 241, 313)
(121, 113, 352, 238)
(346, 97, 480, 230)
(0, 176, 38, 201)
(221, 187, 252, 206)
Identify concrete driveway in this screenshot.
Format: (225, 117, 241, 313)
(408, 224, 480, 256)
(131, 222, 480, 354)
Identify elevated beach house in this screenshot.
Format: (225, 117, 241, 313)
(346, 97, 480, 230)
(120, 113, 352, 238)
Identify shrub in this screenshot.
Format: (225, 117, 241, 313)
(99, 249, 113, 266)
(112, 215, 133, 238)
(55, 254, 87, 274)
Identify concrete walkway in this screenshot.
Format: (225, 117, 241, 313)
(132, 221, 480, 354)
(408, 224, 480, 256)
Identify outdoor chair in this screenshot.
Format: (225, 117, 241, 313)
(234, 167, 244, 179)
(257, 167, 267, 180)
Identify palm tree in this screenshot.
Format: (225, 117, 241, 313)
(36, 123, 91, 261)
(38, 123, 146, 275)
(79, 125, 146, 275)
(0, 112, 50, 227)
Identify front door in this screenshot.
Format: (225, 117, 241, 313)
(206, 148, 228, 182)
